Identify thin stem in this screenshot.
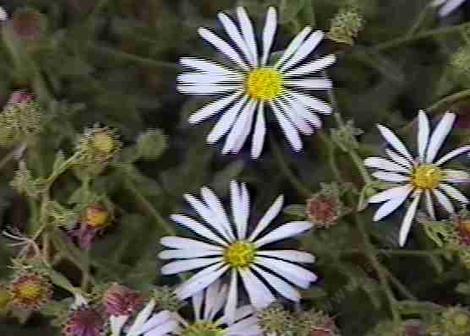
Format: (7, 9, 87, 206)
(269, 137, 312, 198)
(378, 248, 447, 256)
(0, 146, 19, 170)
(382, 266, 417, 301)
(406, 4, 431, 37)
(427, 89, 470, 114)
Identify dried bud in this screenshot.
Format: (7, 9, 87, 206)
(63, 306, 106, 336)
(103, 283, 144, 316)
(327, 7, 364, 46)
(75, 125, 121, 169)
(0, 90, 42, 147)
(297, 310, 339, 336)
(11, 7, 46, 42)
(306, 184, 346, 228)
(9, 271, 52, 310)
(71, 205, 112, 249)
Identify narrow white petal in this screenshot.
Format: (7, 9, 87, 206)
(255, 257, 317, 288)
(144, 320, 179, 336)
(439, 183, 469, 204)
(160, 237, 223, 251)
(257, 250, 315, 263)
(180, 57, 239, 75)
(239, 268, 275, 309)
(280, 31, 324, 72)
(192, 291, 203, 321)
(425, 190, 436, 219)
(438, 0, 466, 16)
(373, 188, 412, 221)
(377, 125, 414, 161)
(435, 145, 470, 166)
(230, 101, 258, 153)
(139, 311, 172, 334)
(110, 315, 128, 336)
(276, 98, 315, 135)
(176, 264, 228, 300)
(218, 13, 255, 67)
(188, 91, 242, 124)
(200, 187, 236, 240)
(425, 112, 456, 163)
(369, 185, 413, 204)
(224, 270, 238, 325)
(282, 94, 323, 128)
(207, 95, 249, 144)
(171, 214, 227, 246)
(198, 27, 249, 70)
(161, 257, 221, 275)
(251, 265, 301, 302)
(385, 149, 413, 169)
(372, 171, 410, 183)
(270, 101, 303, 151)
(275, 26, 312, 68)
(443, 169, 470, 183)
(249, 195, 284, 241)
(237, 7, 259, 67)
(178, 73, 243, 85)
(433, 188, 455, 213)
(204, 281, 222, 321)
(178, 84, 240, 95)
(222, 100, 256, 154)
(284, 78, 333, 90)
(251, 103, 266, 159)
(226, 317, 262, 335)
(127, 300, 156, 336)
(399, 193, 421, 247)
(230, 181, 250, 240)
(283, 54, 336, 78)
(286, 90, 332, 114)
(254, 221, 312, 248)
(261, 7, 277, 65)
(364, 157, 410, 174)
(159, 248, 221, 260)
(417, 110, 430, 161)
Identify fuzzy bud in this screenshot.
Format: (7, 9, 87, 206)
(327, 7, 364, 46)
(257, 303, 294, 335)
(75, 125, 121, 169)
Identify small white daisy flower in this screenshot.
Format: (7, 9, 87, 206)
(110, 299, 179, 336)
(365, 110, 470, 247)
(176, 281, 262, 336)
(159, 181, 316, 322)
(178, 7, 336, 158)
(432, 0, 466, 16)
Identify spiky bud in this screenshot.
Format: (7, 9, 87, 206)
(75, 125, 121, 168)
(327, 7, 364, 46)
(9, 271, 52, 310)
(151, 286, 182, 312)
(257, 303, 294, 335)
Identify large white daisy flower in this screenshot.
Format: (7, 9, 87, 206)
(110, 299, 179, 336)
(433, 0, 466, 16)
(159, 181, 316, 322)
(175, 281, 262, 336)
(365, 111, 470, 247)
(177, 7, 336, 158)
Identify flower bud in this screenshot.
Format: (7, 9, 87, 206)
(63, 305, 106, 336)
(75, 125, 121, 169)
(327, 7, 364, 46)
(9, 271, 52, 310)
(103, 283, 144, 316)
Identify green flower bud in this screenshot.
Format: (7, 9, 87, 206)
(327, 7, 364, 46)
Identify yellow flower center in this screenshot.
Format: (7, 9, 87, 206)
(182, 322, 225, 336)
(246, 68, 283, 101)
(85, 206, 110, 228)
(92, 131, 115, 154)
(411, 164, 442, 190)
(16, 282, 42, 301)
(224, 241, 256, 268)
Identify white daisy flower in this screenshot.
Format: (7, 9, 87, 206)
(178, 7, 336, 159)
(432, 0, 466, 16)
(365, 110, 470, 247)
(159, 181, 316, 322)
(110, 299, 179, 336)
(175, 281, 262, 336)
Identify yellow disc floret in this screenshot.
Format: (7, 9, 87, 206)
(246, 68, 283, 101)
(412, 164, 443, 190)
(224, 241, 256, 268)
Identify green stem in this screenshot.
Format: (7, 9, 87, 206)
(406, 4, 431, 37)
(378, 249, 447, 256)
(269, 136, 312, 198)
(0, 146, 20, 171)
(374, 21, 470, 51)
(427, 89, 470, 114)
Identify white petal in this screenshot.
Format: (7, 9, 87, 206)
(251, 103, 266, 159)
(284, 78, 333, 90)
(433, 188, 455, 213)
(439, 183, 469, 204)
(227, 317, 262, 336)
(218, 13, 255, 67)
(385, 148, 413, 169)
(435, 145, 470, 166)
(249, 195, 284, 241)
(110, 315, 128, 336)
(283, 54, 336, 78)
(282, 95, 323, 128)
(160, 237, 223, 251)
(224, 270, 238, 325)
(417, 110, 430, 161)
(369, 184, 413, 204)
(364, 157, 410, 174)
(425, 112, 456, 163)
(261, 7, 277, 65)
(399, 193, 421, 247)
(377, 125, 414, 162)
(239, 268, 275, 309)
(207, 95, 249, 144)
(188, 91, 242, 124)
(145, 320, 179, 336)
(180, 57, 239, 75)
(161, 257, 221, 275)
(198, 28, 249, 70)
(257, 250, 315, 263)
(251, 265, 300, 301)
(373, 188, 412, 221)
(276, 98, 315, 135)
(204, 281, 223, 320)
(286, 90, 332, 114)
(425, 190, 436, 219)
(280, 31, 324, 72)
(178, 84, 240, 95)
(171, 214, 227, 246)
(176, 263, 228, 300)
(438, 0, 466, 16)
(443, 169, 470, 183)
(127, 300, 156, 336)
(222, 100, 256, 154)
(139, 311, 173, 334)
(254, 221, 312, 247)
(372, 171, 410, 183)
(178, 73, 243, 85)
(230, 101, 258, 153)
(236, 7, 259, 67)
(255, 257, 317, 288)
(275, 26, 312, 69)
(230, 181, 250, 240)
(200, 187, 236, 241)
(159, 248, 221, 260)
(192, 291, 203, 321)
(270, 101, 303, 151)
